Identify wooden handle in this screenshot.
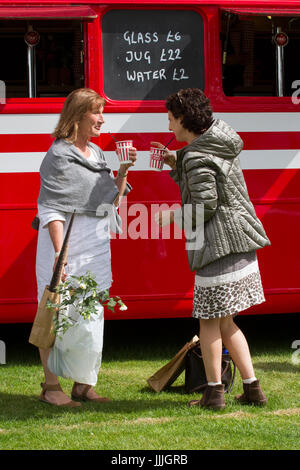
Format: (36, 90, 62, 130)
(49, 210, 76, 292)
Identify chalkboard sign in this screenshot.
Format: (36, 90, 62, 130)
(102, 9, 204, 100)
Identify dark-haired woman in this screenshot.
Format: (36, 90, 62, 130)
(153, 88, 270, 410)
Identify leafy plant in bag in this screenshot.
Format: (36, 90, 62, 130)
(47, 271, 127, 336)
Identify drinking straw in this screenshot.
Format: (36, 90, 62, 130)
(163, 136, 174, 149)
(108, 132, 119, 143)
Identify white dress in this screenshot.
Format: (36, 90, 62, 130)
(36, 148, 112, 385)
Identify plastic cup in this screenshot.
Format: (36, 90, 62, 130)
(115, 140, 133, 163)
(149, 147, 166, 171)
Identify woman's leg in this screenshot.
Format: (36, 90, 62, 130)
(219, 316, 255, 380)
(39, 348, 73, 405)
(71, 305, 110, 402)
(188, 318, 225, 409)
(220, 316, 267, 405)
(199, 317, 223, 382)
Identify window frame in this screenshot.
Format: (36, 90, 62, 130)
(0, 6, 97, 114)
(214, 7, 300, 112)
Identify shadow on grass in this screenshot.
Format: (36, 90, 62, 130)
(140, 385, 189, 395)
(0, 392, 187, 422)
(1, 313, 299, 364)
(254, 361, 300, 373)
(0, 319, 199, 364)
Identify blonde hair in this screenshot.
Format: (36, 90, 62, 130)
(52, 88, 106, 143)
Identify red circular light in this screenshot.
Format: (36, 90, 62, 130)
(24, 31, 40, 47)
(275, 32, 288, 47)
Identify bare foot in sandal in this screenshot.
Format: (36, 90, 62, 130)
(40, 383, 81, 407)
(72, 382, 110, 402)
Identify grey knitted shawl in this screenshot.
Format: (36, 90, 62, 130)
(38, 139, 120, 216)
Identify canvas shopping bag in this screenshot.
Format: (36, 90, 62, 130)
(28, 287, 59, 349)
(147, 336, 199, 392)
(29, 211, 76, 350)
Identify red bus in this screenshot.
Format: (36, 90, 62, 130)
(1, 0, 300, 322)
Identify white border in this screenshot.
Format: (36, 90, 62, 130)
(1, 112, 300, 133)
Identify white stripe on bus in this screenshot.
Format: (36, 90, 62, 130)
(1, 112, 300, 133)
(1, 149, 300, 173)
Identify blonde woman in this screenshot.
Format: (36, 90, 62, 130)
(36, 88, 136, 407)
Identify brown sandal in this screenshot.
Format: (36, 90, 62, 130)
(40, 382, 81, 408)
(71, 383, 110, 403)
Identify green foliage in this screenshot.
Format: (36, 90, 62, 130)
(46, 271, 127, 336)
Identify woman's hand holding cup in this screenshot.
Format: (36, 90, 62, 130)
(118, 146, 137, 175)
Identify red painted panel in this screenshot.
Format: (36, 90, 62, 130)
(0, 135, 54, 153)
(1, 0, 300, 322)
(2, 131, 300, 153)
(0, 6, 97, 18)
(1, 169, 300, 322)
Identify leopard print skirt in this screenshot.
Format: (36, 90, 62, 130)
(193, 252, 265, 320)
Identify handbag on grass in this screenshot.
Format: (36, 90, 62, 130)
(185, 341, 236, 393)
(147, 336, 199, 392)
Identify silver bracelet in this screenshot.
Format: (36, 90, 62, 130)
(54, 252, 60, 258)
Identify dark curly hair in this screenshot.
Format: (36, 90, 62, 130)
(166, 88, 213, 134)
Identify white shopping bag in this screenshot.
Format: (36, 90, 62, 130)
(48, 303, 104, 386)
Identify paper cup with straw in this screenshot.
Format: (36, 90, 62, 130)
(109, 133, 133, 164)
(115, 140, 133, 163)
(149, 147, 166, 171)
(149, 137, 174, 172)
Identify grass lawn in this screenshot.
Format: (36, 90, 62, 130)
(0, 313, 299, 450)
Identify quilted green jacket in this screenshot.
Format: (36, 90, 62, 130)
(170, 119, 270, 271)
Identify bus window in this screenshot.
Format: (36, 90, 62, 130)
(102, 9, 204, 101)
(221, 13, 300, 97)
(0, 20, 84, 98)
